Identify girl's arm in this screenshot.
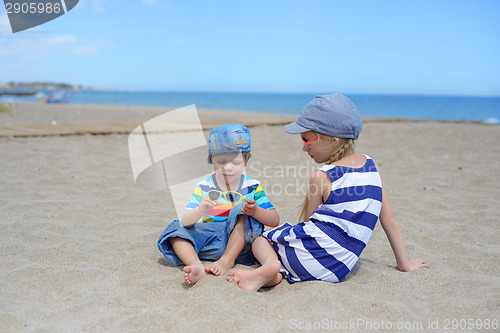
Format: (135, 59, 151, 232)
(306, 170, 331, 219)
(379, 180, 429, 271)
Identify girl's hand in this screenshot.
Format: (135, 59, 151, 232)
(398, 258, 429, 272)
(241, 199, 257, 216)
(199, 196, 222, 213)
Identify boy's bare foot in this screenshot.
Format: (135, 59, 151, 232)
(204, 257, 233, 276)
(227, 261, 282, 291)
(183, 263, 208, 284)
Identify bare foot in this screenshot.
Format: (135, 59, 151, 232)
(204, 257, 233, 276)
(183, 263, 208, 284)
(227, 262, 282, 291)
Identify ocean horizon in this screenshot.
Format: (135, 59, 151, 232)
(2, 90, 499, 124)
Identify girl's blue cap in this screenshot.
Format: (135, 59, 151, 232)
(285, 94, 362, 139)
(207, 123, 251, 164)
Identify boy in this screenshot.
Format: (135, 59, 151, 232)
(157, 123, 279, 285)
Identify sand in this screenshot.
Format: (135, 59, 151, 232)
(0, 102, 499, 332)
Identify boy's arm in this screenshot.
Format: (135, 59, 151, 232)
(379, 181, 429, 272)
(181, 197, 221, 227)
(241, 200, 279, 227)
(181, 206, 205, 228)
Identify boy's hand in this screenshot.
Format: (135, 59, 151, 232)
(199, 196, 222, 213)
(241, 199, 257, 216)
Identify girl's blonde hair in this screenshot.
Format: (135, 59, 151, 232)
(298, 134, 355, 222)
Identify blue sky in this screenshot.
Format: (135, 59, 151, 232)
(1, 0, 499, 95)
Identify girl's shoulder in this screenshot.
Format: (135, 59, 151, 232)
(318, 153, 372, 171)
(317, 154, 378, 180)
(363, 154, 375, 162)
(361, 154, 379, 171)
(318, 164, 334, 172)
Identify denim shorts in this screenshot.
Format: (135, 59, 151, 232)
(157, 201, 264, 266)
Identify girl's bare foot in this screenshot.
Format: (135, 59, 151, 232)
(183, 263, 208, 284)
(227, 261, 282, 291)
(205, 257, 233, 276)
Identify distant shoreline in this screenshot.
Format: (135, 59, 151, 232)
(1, 102, 497, 130)
(2, 92, 500, 124)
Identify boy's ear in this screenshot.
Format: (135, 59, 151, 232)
(244, 153, 251, 164)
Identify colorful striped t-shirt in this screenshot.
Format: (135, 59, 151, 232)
(186, 174, 274, 223)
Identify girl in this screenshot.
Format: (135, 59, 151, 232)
(227, 94, 428, 291)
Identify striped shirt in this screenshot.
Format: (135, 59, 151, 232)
(186, 174, 274, 223)
(263, 155, 382, 282)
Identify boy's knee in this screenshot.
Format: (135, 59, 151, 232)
(168, 236, 180, 243)
(169, 236, 190, 247)
(233, 215, 246, 233)
(228, 215, 246, 239)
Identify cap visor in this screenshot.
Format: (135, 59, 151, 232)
(284, 121, 310, 134)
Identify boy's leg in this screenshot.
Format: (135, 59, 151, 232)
(227, 236, 282, 291)
(169, 237, 208, 285)
(205, 214, 245, 276)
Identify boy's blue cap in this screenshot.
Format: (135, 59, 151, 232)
(285, 93, 362, 139)
(207, 123, 251, 164)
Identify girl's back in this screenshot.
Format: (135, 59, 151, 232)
(310, 154, 383, 250)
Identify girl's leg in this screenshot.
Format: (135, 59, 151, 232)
(205, 214, 245, 276)
(227, 236, 282, 291)
(169, 237, 208, 284)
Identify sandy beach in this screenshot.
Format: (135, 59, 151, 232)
(1, 102, 499, 332)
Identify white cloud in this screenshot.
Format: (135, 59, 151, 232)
(68, 43, 101, 56)
(0, 34, 110, 59)
(47, 35, 78, 44)
(87, 0, 106, 13)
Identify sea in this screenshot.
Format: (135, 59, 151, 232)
(2, 90, 499, 124)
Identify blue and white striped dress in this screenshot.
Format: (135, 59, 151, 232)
(262, 155, 383, 283)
